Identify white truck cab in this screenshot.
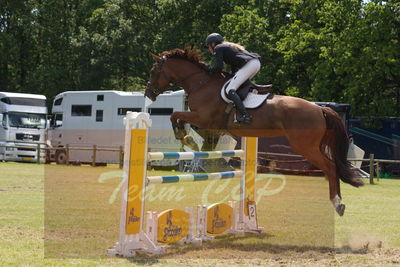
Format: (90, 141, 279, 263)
(0, 92, 47, 163)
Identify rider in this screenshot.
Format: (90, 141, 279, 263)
(205, 33, 261, 124)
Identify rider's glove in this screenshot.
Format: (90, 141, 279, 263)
(205, 66, 220, 73)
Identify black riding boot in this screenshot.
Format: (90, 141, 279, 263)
(227, 90, 252, 124)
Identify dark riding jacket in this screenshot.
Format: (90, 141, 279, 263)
(208, 44, 260, 74)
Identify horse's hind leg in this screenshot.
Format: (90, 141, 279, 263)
(287, 135, 345, 216)
(309, 152, 345, 216)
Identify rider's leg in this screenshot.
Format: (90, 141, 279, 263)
(227, 89, 252, 123)
(226, 59, 260, 123)
(227, 59, 261, 90)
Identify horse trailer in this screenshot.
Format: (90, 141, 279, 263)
(48, 90, 186, 165)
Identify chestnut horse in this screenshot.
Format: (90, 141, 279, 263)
(145, 46, 363, 216)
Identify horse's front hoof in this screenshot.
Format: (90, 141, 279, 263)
(183, 135, 199, 151)
(336, 204, 346, 216)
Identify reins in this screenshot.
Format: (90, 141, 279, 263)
(172, 70, 203, 87)
(148, 57, 213, 95)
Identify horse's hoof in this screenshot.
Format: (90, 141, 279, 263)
(336, 204, 346, 216)
(183, 136, 199, 151)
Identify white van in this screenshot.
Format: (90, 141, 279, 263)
(48, 90, 186, 165)
(0, 92, 47, 163)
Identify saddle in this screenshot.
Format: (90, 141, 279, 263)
(220, 78, 274, 127)
(221, 78, 274, 109)
(237, 80, 273, 100)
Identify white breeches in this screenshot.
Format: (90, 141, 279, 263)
(225, 59, 261, 94)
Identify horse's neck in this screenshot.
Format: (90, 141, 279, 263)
(180, 66, 227, 128)
(169, 59, 227, 117)
(169, 60, 205, 93)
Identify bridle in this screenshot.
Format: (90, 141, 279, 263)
(147, 56, 209, 96)
(147, 57, 168, 95)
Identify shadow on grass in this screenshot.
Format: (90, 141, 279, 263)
(121, 232, 347, 264)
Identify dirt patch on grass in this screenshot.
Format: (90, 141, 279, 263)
(335, 248, 400, 267)
(114, 248, 400, 267)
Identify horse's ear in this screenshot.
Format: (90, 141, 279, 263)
(150, 53, 161, 62)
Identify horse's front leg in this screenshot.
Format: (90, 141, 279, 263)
(170, 112, 188, 141)
(170, 111, 203, 150)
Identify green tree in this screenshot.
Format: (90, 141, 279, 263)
(0, 0, 398, 117)
(342, 1, 400, 116)
(220, 6, 272, 85)
(71, 0, 158, 91)
(0, 0, 37, 92)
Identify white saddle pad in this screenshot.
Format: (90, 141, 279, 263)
(220, 79, 269, 109)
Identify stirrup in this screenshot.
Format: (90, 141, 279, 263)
(236, 114, 252, 124)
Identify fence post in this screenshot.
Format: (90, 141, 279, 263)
(66, 144, 70, 166)
(376, 161, 380, 182)
(119, 145, 123, 169)
(92, 145, 97, 167)
(369, 153, 375, 184)
(37, 144, 41, 164)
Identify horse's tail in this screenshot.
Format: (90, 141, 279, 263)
(320, 107, 364, 187)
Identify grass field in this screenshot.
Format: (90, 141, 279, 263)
(0, 162, 399, 266)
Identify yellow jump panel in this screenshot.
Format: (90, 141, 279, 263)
(207, 203, 233, 235)
(125, 129, 148, 235)
(157, 209, 190, 244)
(244, 137, 257, 216)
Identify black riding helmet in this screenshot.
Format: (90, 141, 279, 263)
(205, 33, 224, 47)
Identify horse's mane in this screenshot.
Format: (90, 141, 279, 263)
(159, 45, 208, 70)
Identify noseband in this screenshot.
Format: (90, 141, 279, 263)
(147, 56, 204, 95)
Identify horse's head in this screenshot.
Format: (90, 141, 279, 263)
(146, 46, 209, 101)
(145, 54, 173, 101)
